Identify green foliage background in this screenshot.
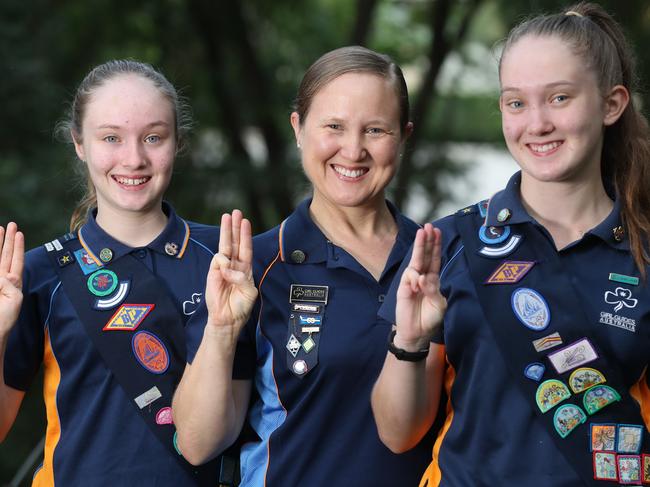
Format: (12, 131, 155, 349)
(1, 0, 649, 483)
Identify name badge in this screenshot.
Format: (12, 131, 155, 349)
(290, 284, 329, 304)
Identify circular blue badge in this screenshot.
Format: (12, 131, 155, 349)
(478, 225, 511, 245)
(511, 287, 551, 331)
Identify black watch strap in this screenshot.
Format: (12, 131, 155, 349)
(387, 329, 429, 362)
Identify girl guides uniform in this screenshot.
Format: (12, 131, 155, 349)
(381, 172, 650, 486)
(186, 199, 435, 486)
(4, 203, 219, 486)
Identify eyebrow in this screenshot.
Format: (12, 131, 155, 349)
(95, 121, 171, 130)
(500, 81, 576, 94)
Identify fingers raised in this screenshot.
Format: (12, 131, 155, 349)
(230, 210, 242, 262)
(1, 223, 18, 276)
(219, 213, 233, 259)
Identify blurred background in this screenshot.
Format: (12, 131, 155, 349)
(1, 0, 649, 484)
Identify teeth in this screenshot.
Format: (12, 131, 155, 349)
(530, 142, 561, 153)
(115, 176, 149, 186)
(333, 166, 366, 178)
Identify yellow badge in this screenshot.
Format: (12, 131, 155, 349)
(103, 304, 155, 331)
(485, 261, 535, 284)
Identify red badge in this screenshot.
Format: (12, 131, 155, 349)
(132, 331, 169, 374)
(155, 406, 174, 425)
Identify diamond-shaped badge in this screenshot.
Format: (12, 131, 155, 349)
(286, 334, 301, 357)
(302, 336, 315, 353)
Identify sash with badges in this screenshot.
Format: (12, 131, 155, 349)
(44, 233, 217, 483)
(285, 284, 329, 378)
(455, 203, 650, 486)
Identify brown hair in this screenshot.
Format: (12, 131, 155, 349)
(500, 2, 650, 275)
(293, 45, 410, 133)
(55, 60, 192, 231)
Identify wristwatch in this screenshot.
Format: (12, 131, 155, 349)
(387, 329, 429, 362)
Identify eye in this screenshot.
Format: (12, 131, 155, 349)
(326, 123, 342, 130)
(145, 135, 161, 143)
(366, 127, 386, 136)
(103, 135, 119, 143)
(552, 94, 568, 103)
(507, 100, 524, 109)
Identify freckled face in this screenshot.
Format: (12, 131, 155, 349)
(73, 74, 177, 218)
(499, 35, 611, 185)
(291, 72, 407, 209)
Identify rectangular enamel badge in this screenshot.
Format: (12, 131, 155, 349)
(134, 386, 162, 409)
(290, 284, 329, 304)
(547, 337, 598, 374)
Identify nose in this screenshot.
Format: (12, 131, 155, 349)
(526, 105, 554, 136)
(339, 132, 367, 162)
(122, 139, 147, 169)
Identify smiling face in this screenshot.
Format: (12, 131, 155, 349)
(72, 74, 176, 220)
(499, 35, 622, 187)
(291, 71, 409, 211)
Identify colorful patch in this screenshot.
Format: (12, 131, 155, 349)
(485, 261, 535, 284)
(298, 315, 322, 326)
(290, 284, 329, 304)
(103, 303, 154, 331)
(547, 338, 598, 375)
(532, 332, 563, 352)
(155, 406, 174, 425)
(553, 404, 586, 438)
(617, 425, 644, 454)
(132, 331, 170, 374)
(94, 281, 130, 310)
(74, 248, 101, 274)
(617, 455, 641, 484)
(524, 362, 545, 382)
(87, 269, 118, 297)
(478, 199, 489, 218)
(99, 247, 113, 263)
(173, 432, 182, 455)
(536, 379, 571, 413)
(56, 251, 75, 267)
(609, 272, 640, 286)
(590, 424, 617, 451)
(286, 334, 301, 357)
(569, 367, 606, 394)
(511, 288, 550, 331)
(134, 385, 162, 409)
(593, 451, 618, 481)
(478, 225, 511, 245)
(642, 454, 650, 483)
(605, 287, 638, 313)
(583, 385, 621, 415)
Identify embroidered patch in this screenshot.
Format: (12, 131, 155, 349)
(583, 385, 621, 415)
(553, 403, 586, 438)
(478, 234, 523, 259)
(511, 288, 550, 331)
(478, 199, 489, 218)
(57, 251, 75, 267)
(132, 331, 170, 374)
(87, 269, 118, 297)
(642, 454, 650, 483)
(547, 338, 598, 375)
(74, 248, 101, 275)
(103, 303, 154, 331)
(155, 406, 174, 425)
(605, 287, 638, 313)
(173, 432, 182, 455)
(609, 272, 640, 286)
(290, 284, 329, 304)
(134, 386, 162, 409)
(94, 281, 130, 310)
(478, 225, 511, 245)
(286, 334, 301, 357)
(568, 367, 606, 394)
(590, 424, 616, 451)
(536, 379, 571, 413)
(617, 455, 641, 484)
(485, 261, 535, 284)
(524, 362, 545, 382)
(593, 451, 618, 481)
(617, 424, 643, 454)
(532, 332, 563, 352)
(182, 292, 202, 315)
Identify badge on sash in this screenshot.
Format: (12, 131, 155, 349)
(103, 303, 154, 331)
(536, 379, 571, 413)
(155, 406, 174, 425)
(568, 367, 606, 394)
(478, 234, 523, 259)
(552, 403, 586, 438)
(87, 269, 119, 297)
(547, 338, 598, 374)
(593, 451, 618, 481)
(617, 424, 643, 454)
(616, 455, 641, 484)
(532, 332, 562, 352)
(583, 385, 621, 415)
(94, 281, 131, 310)
(511, 288, 550, 331)
(642, 454, 650, 483)
(131, 331, 170, 374)
(485, 261, 535, 284)
(524, 362, 545, 382)
(590, 423, 616, 451)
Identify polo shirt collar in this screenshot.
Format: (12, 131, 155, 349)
(77, 201, 191, 264)
(485, 171, 628, 250)
(279, 198, 418, 266)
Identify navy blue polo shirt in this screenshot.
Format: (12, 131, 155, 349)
(381, 172, 650, 486)
(4, 202, 218, 486)
(186, 198, 433, 486)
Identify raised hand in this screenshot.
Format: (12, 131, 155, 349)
(0, 223, 24, 336)
(204, 210, 258, 336)
(394, 224, 446, 351)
